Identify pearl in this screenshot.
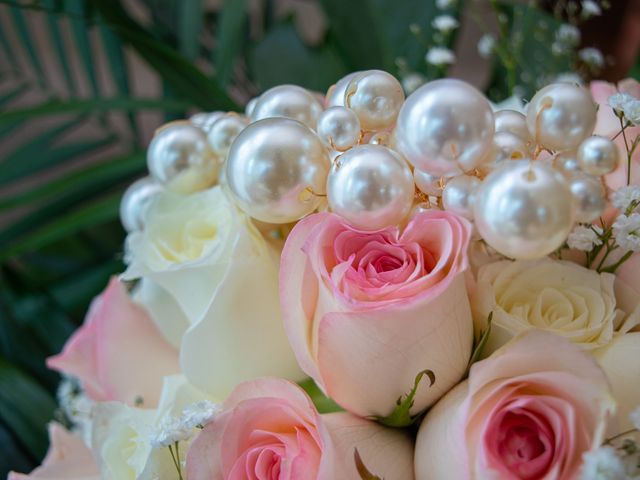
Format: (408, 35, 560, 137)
(395, 79, 495, 175)
(569, 174, 607, 222)
(327, 145, 414, 230)
(526, 83, 597, 151)
(326, 71, 366, 107)
(251, 84, 323, 128)
(225, 118, 330, 223)
(344, 70, 405, 131)
(189, 111, 224, 131)
(414, 169, 452, 196)
(494, 109, 531, 143)
(442, 175, 480, 219)
(316, 106, 361, 151)
(553, 153, 582, 178)
(207, 114, 249, 158)
(577, 136, 619, 176)
(147, 123, 219, 193)
(368, 130, 392, 145)
(119, 177, 163, 232)
(473, 160, 574, 259)
(489, 131, 530, 165)
(245, 97, 258, 118)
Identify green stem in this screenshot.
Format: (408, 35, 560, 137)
(601, 250, 634, 274)
(619, 116, 632, 185)
(604, 428, 638, 445)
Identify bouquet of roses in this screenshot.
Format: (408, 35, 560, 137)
(9, 70, 640, 480)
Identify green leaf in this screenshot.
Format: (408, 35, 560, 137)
(92, 0, 237, 111)
(215, 0, 247, 87)
(43, 0, 77, 94)
(0, 83, 28, 107)
(249, 23, 348, 92)
(178, 0, 202, 60)
(373, 369, 435, 428)
(354, 448, 383, 480)
(0, 193, 121, 261)
(0, 357, 57, 459)
(0, 152, 145, 211)
(9, 6, 48, 89)
(298, 378, 343, 414)
(0, 10, 20, 72)
(465, 312, 493, 377)
(65, 0, 100, 98)
(0, 97, 191, 125)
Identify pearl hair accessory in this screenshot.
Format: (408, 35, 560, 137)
(123, 74, 611, 261)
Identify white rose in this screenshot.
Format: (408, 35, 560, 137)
(91, 375, 214, 480)
(472, 259, 638, 355)
(122, 186, 303, 396)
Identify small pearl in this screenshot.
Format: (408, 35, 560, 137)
(327, 145, 414, 230)
(326, 71, 367, 107)
(473, 160, 574, 259)
(442, 175, 481, 219)
(189, 112, 224, 131)
(119, 177, 163, 232)
(345, 70, 405, 131)
(368, 130, 391, 145)
(225, 118, 330, 223)
(489, 131, 530, 165)
(553, 153, 582, 178)
(494, 109, 531, 143)
(147, 123, 219, 193)
(526, 83, 597, 151)
(569, 174, 607, 222)
(577, 136, 619, 176)
(251, 84, 323, 128)
(395, 79, 495, 175)
(207, 114, 249, 158)
(245, 97, 258, 118)
(414, 169, 454, 196)
(316, 106, 361, 151)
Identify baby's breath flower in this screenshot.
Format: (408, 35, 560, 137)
(612, 186, 640, 212)
(579, 47, 605, 70)
(567, 225, 603, 251)
(608, 92, 635, 112)
(477, 34, 496, 59)
(432, 15, 459, 33)
(436, 0, 456, 9)
(630, 406, 640, 431)
(180, 400, 220, 429)
(582, 0, 602, 18)
(402, 73, 426, 94)
(150, 417, 191, 448)
(580, 446, 627, 480)
(624, 100, 640, 125)
(426, 47, 456, 66)
(613, 213, 640, 252)
(556, 24, 581, 46)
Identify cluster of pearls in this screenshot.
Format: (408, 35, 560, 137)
(122, 71, 619, 261)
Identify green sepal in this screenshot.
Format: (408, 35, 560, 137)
(373, 369, 435, 428)
(354, 448, 383, 480)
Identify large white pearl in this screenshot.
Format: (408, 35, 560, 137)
(316, 106, 361, 151)
(526, 83, 597, 151)
(147, 122, 219, 192)
(251, 85, 323, 129)
(207, 114, 249, 158)
(473, 160, 574, 259)
(327, 145, 414, 230)
(326, 71, 366, 107)
(344, 70, 405, 131)
(494, 109, 531, 143)
(119, 177, 163, 232)
(577, 135, 619, 176)
(395, 79, 495, 174)
(442, 175, 480, 219)
(245, 97, 258, 117)
(225, 118, 330, 223)
(569, 174, 607, 222)
(414, 169, 450, 196)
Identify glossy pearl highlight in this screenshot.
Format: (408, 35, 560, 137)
(395, 79, 495, 175)
(442, 175, 480, 219)
(316, 106, 361, 151)
(494, 109, 531, 143)
(577, 135, 619, 176)
(473, 161, 574, 259)
(327, 145, 414, 230)
(207, 114, 249, 158)
(569, 174, 607, 223)
(147, 122, 219, 193)
(526, 83, 597, 151)
(119, 177, 163, 232)
(251, 85, 323, 128)
(345, 70, 405, 131)
(225, 118, 330, 223)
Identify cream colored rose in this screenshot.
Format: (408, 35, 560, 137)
(122, 186, 303, 397)
(472, 259, 638, 355)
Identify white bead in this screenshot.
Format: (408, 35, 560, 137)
(225, 118, 330, 223)
(473, 160, 574, 259)
(368, 130, 392, 145)
(119, 177, 163, 232)
(207, 114, 249, 158)
(494, 109, 531, 143)
(326, 71, 367, 107)
(244, 97, 258, 118)
(147, 122, 219, 193)
(553, 153, 582, 178)
(251, 85, 323, 128)
(414, 169, 452, 196)
(189, 112, 224, 131)
(327, 145, 414, 230)
(395, 79, 495, 175)
(442, 175, 480, 219)
(316, 106, 361, 151)
(569, 174, 607, 222)
(526, 83, 597, 151)
(489, 131, 530, 165)
(344, 70, 405, 131)
(577, 135, 619, 176)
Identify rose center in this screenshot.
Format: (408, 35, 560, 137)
(372, 255, 404, 272)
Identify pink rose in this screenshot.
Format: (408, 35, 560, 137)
(9, 423, 99, 480)
(415, 330, 615, 480)
(185, 377, 414, 480)
(590, 79, 640, 190)
(47, 277, 180, 407)
(280, 210, 473, 417)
